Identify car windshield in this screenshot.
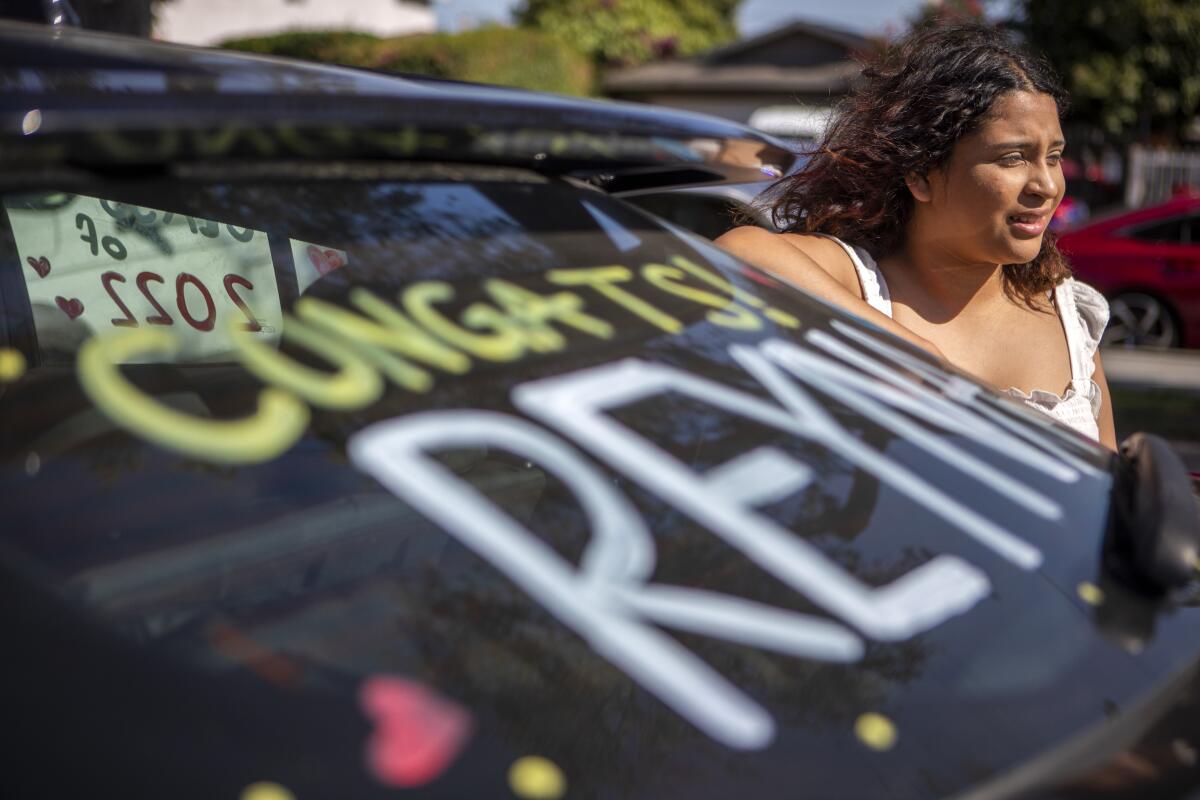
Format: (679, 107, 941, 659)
(0, 162, 1182, 799)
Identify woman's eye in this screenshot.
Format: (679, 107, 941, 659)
(1047, 153, 1063, 165)
(998, 154, 1024, 166)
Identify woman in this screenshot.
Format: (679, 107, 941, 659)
(716, 23, 1116, 449)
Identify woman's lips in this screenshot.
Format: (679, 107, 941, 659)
(1007, 212, 1048, 237)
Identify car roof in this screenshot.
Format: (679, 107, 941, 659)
(0, 20, 796, 189)
(1061, 194, 1200, 240)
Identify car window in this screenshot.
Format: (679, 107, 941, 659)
(1126, 214, 1191, 244)
(619, 191, 746, 240)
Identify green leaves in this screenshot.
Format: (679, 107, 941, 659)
(1018, 0, 1200, 140)
(375, 27, 595, 95)
(516, 0, 740, 67)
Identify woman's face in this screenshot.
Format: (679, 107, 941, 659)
(920, 90, 1065, 266)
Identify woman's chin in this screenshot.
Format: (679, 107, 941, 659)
(999, 237, 1044, 266)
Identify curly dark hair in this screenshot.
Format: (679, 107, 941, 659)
(761, 23, 1072, 307)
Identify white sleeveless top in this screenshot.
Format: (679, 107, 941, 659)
(820, 236, 1110, 441)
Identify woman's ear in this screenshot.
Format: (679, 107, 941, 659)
(905, 171, 933, 203)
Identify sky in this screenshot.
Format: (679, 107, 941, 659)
(433, 0, 936, 37)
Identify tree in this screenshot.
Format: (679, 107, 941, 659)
(516, 0, 740, 68)
(1015, 0, 1200, 143)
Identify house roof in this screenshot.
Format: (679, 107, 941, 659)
(699, 19, 873, 65)
(603, 60, 861, 95)
(603, 18, 870, 96)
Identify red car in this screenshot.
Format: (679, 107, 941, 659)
(1057, 194, 1200, 348)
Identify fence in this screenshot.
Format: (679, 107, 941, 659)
(1126, 144, 1200, 207)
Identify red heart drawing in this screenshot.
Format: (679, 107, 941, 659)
(26, 255, 50, 278)
(358, 676, 472, 788)
(55, 296, 84, 320)
(307, 245, 345, 277)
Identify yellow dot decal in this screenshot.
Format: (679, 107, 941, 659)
(240, 782, 296, 800)
(1077, 582, 1105, 606)
(855, 712, 897, 751)
(0, 348, 26, 382)
(508, 755, 566, 799)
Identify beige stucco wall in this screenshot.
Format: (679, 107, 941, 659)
(154, 0, 435, 46)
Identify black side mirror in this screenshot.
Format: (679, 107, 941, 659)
(1106, 432, 1200, 591)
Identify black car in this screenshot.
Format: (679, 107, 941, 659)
(1, 19, 1199, 800)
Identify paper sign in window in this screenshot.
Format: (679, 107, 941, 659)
(5, 193, 283, 362)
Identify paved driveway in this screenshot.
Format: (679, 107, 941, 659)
(1104, 347, 1200, 471)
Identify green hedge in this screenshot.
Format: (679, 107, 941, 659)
(221, 30, 384, 66)
(221, 27, 594, 96)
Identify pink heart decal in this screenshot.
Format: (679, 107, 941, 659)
(306, 245, 346, 277)
(359, 676, 472, 788)
(26, 255, 50, 278)
(55, 296, 84, 320)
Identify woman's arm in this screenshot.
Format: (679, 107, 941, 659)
(1092, 350, 1117, 451)
(714, 226, 946, 360)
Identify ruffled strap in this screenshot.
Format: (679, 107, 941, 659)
(811, 233, 893, 316)
(1055, 278, 1110, 416)
(1068, 279, 1111, 349)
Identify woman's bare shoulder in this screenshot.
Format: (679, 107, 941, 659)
(713, 227, 862, 295)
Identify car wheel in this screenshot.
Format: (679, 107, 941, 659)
(1102, 292, 1181, 348)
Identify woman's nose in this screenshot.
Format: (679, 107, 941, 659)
(1025, 161, 1060, 199)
